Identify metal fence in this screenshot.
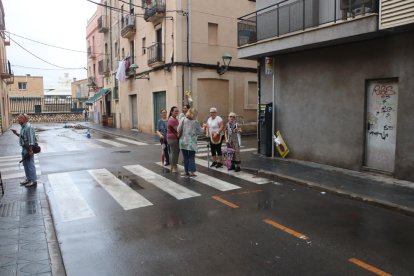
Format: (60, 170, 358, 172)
(9, 97, 88, 114)
(238, 0, 378, 46)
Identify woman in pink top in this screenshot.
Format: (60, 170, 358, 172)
(167, 106, 180, 172)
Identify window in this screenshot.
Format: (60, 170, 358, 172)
(18, 82, 27, 90)
(208, 23, 218, 45)
(142, 37, 146, 54)
(115, 41, 119, 59)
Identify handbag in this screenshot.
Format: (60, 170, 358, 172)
(32, 144, 41, 154)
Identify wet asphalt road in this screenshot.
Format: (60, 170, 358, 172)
(8, 124, 414, 275)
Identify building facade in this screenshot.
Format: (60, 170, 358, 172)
(238, 0, 414, 181)
(0, 0, 13, 133)
(88, 0, 257, 132)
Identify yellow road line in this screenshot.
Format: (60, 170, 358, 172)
(212, 195, 239, 209)
(349, 258, 392, 276)
(263, 218, 309, 240)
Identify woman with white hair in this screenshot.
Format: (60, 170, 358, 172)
(178, 108, 204, 177)
(224, 112, 242, 172)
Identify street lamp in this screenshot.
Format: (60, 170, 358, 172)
(217, 53, 232, 75)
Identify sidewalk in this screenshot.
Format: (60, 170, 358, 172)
(81, 121, 414, 216)
(0, 129, 64, 276)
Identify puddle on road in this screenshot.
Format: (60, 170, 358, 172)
(116, 172, 144, 189)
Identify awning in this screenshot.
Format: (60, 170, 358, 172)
(85, 88, 111, 105)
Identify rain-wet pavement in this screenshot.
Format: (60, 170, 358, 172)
(1, 122, 414, 275)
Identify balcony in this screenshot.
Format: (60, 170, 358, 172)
(98, 59, 111, 77)
(98, 15, 109, 33)
(238, 0, 379, 55)
(0, 59, 14, 84)
(121, 14, 136, 39)
(147, 42, 164, 66)
(87, 46, 96, 59)
(144, 0, 166, 22)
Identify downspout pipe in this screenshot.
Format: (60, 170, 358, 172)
(187, 0, 192, 94)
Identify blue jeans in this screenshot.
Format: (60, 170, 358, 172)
(181, 149, 196, 173)
(22, 148, 37, 182)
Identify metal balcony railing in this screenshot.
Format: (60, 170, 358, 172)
(0, 59, 14, 84)
(98, 59, 110, 75)
(144, 0, 166, 22)
(147, 42, 164, 65)
(121, 14, 136, 38)
(237, 0, 379, 46)
(98, 15, 109, 33)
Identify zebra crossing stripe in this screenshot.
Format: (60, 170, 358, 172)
(123, 164, 201, 200)
(88, 168, 153, 210)
(97, 139, 127, 147)
(0, 155, 21, 161)
(195, 148, 257, 157)
(62, 143, 81, 151)
(195, 159, 271, 185)
(116, 137, 148, 146)
(48, 173, 95, 222)
(0, 159, 39, 167)
(155, 162, 241, 192)
(2, 170, 42, 180)
(0, 164, 40, 172)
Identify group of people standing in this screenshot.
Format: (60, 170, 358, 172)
(156, 105, 242, 177)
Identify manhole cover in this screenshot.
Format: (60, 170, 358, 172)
(112, 150, 131, 153)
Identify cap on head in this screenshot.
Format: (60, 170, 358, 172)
(228, 112, 236, 117)
(209, 107, 217, 113)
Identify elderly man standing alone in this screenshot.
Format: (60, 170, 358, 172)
(11, 114, 37, 187)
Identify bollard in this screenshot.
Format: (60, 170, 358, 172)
(86, 128, 91, 139)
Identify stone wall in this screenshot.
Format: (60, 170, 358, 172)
(11, 113, 83, 123)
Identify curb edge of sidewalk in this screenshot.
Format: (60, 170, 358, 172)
(243, 166, 414, 217)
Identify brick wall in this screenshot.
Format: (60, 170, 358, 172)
(11, 113, 83, 123)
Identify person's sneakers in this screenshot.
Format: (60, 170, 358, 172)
(164, 162, 170, 166)
(234, 166, 241, 172)
(215, 163, 223, 168)
(229, 164, 235, 171)
(20, 179, 30, 185)
(25, 181, 37, 187)
(189, 172, 197, 177)
(210, 161, 217, 167)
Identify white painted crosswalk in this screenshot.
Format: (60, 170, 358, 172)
(195, 159, 271, 185)
(88, 168, 153, 210)
(0, 155, 42, 180)
(124, 164, 201, 200)
(44, 160, 271, 223)
(48, 172, 95, 222)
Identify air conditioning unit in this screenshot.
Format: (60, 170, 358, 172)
(127, 14, 136, 26)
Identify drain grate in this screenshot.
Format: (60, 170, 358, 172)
(0, 201, 20, 217)
(112, 150, 131, 153)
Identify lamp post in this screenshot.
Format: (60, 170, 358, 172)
(217, 53, 232, 75)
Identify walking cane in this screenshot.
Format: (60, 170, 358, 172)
(207, 143, 210, 169)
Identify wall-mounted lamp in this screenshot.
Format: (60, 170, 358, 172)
(217, 53, 232, 75)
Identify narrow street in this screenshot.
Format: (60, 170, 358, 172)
(1, 123, 413, 275)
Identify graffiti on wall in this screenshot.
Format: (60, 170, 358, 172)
(365, 81, 398, 172)
(367, 84, 397, 141)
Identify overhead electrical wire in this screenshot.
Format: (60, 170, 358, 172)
(12, 65, 86, 71)
(9, 36, 86, 70)
(3, 30, 92, 54)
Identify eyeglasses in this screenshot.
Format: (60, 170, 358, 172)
(229, 116, 235, 118)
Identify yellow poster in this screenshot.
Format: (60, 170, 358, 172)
(274, 131, 289, 158)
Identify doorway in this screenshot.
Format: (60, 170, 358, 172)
(130, 94, 138, 129)
(153, 91, 166, 131)
(364, 79, 398, 173)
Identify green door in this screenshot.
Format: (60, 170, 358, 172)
(153, 91, 166, 132)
